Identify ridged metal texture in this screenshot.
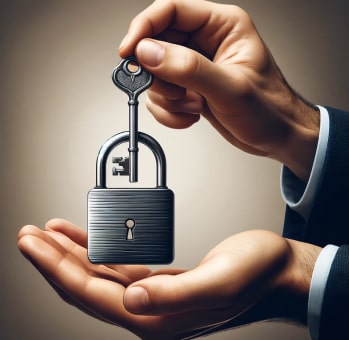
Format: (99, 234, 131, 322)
(88, 188, 174, 264)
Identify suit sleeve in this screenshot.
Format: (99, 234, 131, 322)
(283, 107, 349, 339)
(318, 245, 349, 340)
(283, 107, 349, 247)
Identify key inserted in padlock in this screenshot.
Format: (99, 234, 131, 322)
(87, 131, 174, 264)
(112, 57, 153, 183)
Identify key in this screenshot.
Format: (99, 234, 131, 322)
(112, 57, 153, 182)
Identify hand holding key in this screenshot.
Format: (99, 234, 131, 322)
(119, 0, 320, 183)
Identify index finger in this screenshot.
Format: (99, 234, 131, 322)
(118, 0, 237, 58)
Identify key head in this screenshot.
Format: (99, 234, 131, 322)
(112, 56, 153, 100)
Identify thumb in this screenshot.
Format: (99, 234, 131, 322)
(123, 260, 237, 315)
(135, 39, 233, 101)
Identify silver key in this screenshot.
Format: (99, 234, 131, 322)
(112, 57, 153, 182)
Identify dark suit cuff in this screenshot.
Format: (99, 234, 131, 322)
(318, 245, 349, 339)
(308, 245, 338, 340)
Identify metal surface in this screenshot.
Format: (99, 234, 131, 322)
(88, 130, 174, 264)
(95, 131, 167, 188)
(88, 188, 174, 264)
(112, 57, 153, 182)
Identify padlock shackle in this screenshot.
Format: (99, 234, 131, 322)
(96, 131, 167, 188)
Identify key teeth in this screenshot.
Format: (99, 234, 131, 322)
(112, 157, 129, 176)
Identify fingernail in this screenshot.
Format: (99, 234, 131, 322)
(124, 286, 149, 314)
(119, 35, 128, 50)
(137, 40, 164, 67)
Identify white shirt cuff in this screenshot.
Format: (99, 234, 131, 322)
(308, 245, 339, 340)
(281, 106, 329, 219)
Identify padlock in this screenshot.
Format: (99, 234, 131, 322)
(88, 131, 174, 264)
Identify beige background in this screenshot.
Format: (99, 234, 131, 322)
(1, 0, 349, 339)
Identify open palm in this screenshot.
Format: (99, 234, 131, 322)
(18, 219, 319, 339)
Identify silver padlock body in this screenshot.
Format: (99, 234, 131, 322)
(88, 188, 174, 264)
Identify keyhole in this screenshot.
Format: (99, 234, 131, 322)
(125, 219, 135, 240)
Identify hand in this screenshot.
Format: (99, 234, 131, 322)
(119, 0, 320, 182)
(18, 219, 321, 339)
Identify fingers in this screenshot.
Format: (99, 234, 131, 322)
(45, 219, 152, 281)
(18, 228, 88, 291)
(18, 225, 138, 325)
(134, 37, 256, 122)
(119, 0, 249, 100)
(43, 219, 152, 280)
(118, 0, 286, 161)
(107, 265, 152, 284)
(18, 224, 133, 286)
(142, 68, 202, 129)
(17, 225, 235, 338)
(119, 0, 214, 58)
(18, 228, 232, 338)
(124, 257, 238, 315)
(45, 218, 87, 248)
(119, 1, 249, 61)
(124, 230, 290, 317)
(133, 38, 240, 130)
(135, 39, 234, 99)
(150, 77, 186, 100)
(118, 0, 266, 137)
(146, 89, 202, 129)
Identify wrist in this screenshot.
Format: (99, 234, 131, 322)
(188, 238, 322, 338)
(272, 238, 322, 324)
(274, 96, 320, 183)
